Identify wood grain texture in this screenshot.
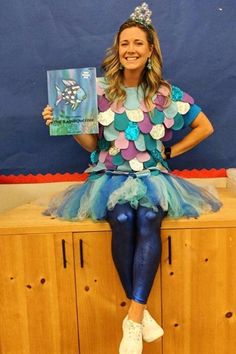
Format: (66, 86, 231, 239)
(0, 233, 79, 354)
(161, 228, 236, 354)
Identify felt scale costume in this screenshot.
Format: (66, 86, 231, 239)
(44, 78, 222, 220)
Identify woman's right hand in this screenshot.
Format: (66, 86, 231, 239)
(42, 105, 53, 126)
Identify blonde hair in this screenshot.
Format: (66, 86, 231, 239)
(101, 20, 171, 110)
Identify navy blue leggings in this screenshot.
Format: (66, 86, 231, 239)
(106, 203, 165, 304)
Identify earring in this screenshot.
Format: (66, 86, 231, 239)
(119, 63, 124, 70)
(147, 57, 152, 70)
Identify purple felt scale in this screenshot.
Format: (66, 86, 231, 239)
(121, 141, 139, 160)
(104, 154, 116, 169)
(98, 95, 111, 112)
(161, 128, 173, 142)
(153, 94, 170, 110)
(182, 92, 194, 104)
(138, 112, 153, 133)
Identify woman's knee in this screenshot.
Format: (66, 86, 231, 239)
(137, 206, 165, 225)
(143, 209, 157, 221)
(107, 203, 135, 226)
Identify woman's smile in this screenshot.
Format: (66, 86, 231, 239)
(125, 56, 139, 61)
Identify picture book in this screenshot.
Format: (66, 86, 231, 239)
(47, 67, 98, 136)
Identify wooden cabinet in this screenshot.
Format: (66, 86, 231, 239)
(0, 233, 79, 354)
(0, 188, 235, 354)
(161, 228, 236, 354)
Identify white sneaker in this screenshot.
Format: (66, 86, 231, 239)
(142, 309, 164, 342)
(119, 318, 143, 354)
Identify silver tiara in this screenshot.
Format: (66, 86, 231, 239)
(129, 2, 152, 27)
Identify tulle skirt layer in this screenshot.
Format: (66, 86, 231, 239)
(43, 172, 222, 221)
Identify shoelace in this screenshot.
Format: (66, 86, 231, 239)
(126, 321, 142, 341)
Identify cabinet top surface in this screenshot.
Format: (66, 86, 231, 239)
(0, 188, 236, 234)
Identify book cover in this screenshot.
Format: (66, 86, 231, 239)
(47, 67, 98, 136)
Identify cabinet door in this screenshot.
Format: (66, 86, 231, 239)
(0, 233, 79, 354)
(161, 228, 236, 354)
(74, 232, 162, 354)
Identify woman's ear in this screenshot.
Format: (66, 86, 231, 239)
(149, 44, 154, 56)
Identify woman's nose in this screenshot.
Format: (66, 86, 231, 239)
(127, 43, 135, 52)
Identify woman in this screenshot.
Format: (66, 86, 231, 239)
(42, 3, 222, 354)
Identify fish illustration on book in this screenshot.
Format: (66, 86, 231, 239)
(47, 67, 98, 136)
(55, 80, 87, 110)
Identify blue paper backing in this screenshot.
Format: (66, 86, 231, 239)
(0, 0, 235, 175)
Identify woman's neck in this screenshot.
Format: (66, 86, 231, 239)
(123, 69, 142, 88)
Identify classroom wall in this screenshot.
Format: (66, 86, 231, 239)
(0, 1, 235, 178)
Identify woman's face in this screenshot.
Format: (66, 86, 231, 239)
(119, 26, 153, 74)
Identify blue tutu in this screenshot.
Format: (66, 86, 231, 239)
(43, 171, 222, 221)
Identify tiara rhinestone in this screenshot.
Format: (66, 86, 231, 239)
(129, 2, 152, 27)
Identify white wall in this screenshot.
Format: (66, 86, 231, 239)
(0, 182, 80, 214)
